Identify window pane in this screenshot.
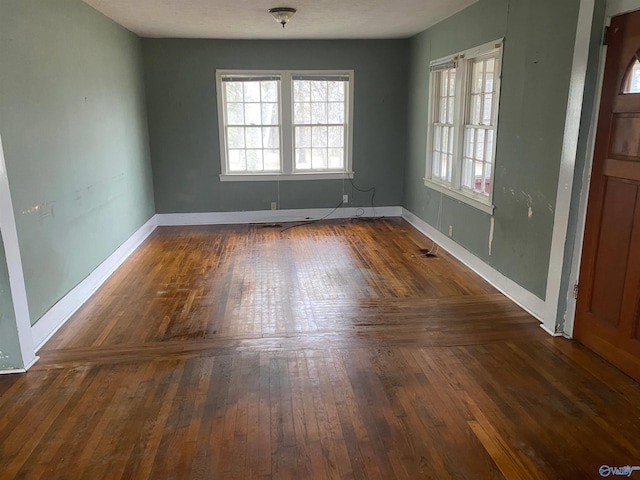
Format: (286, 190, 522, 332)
(328, 103, 344, 124)
(294, 103, 311, 124)
(292, 77, 348, 173)
(474, 160, 483, 178)
(328, 148, 344, 169)
(483, 94, 493, 125)
(296, 148, 311, 169)
(311, 103, 328, 124)
(439, 98, 448, 123)
(447, 97, 455, 124)
(264, 150, 280, 171)
(227, 127, 245, 149)
(428, 48, 500, 195)
(432, 151, 441, 178)
(225, 82, 243, 102)
(262, 103, 279, 124)
(296, 126, 311, 147)
(484, 163, 492, 194)
(470, 95, 481, 124)
(328, 81, 345, 101)
(245, 127, 262, 148)
(486, 130, 494, 162)
(226, 103, 244, 125)
(624, 60, 640, 93)
(473, 61, 484, 94)
(465, 127, 475, 158)
(312, 149, 328, 169)
(244, 82, 260, 102)
(261, 81, 278, 102)
(245, 103, 261, 125)
(448, 127, 455, 156)
(486, 58, 495, 76)
(312, 126, 328, 147)
(475, 129, 485, 160)
(293, 81, 311, 102)
(440, 72, 448, 96)
(311, 81, 328, 102)
(221, 76, 283, 175)
(441, 127, 450, 153)
(246, 149, 263, 171)
(328, 126, 344, 147)
(263, 127, 279, 148)
(228, 149, 246, 172)
(462, 157, 474, 188)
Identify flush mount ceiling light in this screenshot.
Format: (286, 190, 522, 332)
(268, 7, 297, 28)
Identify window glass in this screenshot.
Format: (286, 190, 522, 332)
(623, 59, 640, 93)
(218, 71, 353, 178)
(426, 42, 503, 210)
(222, 77, 281, 173)
(293, 77, 348, 171)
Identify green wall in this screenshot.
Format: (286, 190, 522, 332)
(0, 0, 155, 325)
(404, 0, 581, 299)
(142, 39, 409, 213)
(0, 232, 22, 370)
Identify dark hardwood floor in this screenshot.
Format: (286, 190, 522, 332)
(1, 218, 639, 479)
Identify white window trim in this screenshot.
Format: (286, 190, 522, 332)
(424, 39, 504, 215)
(216, 69, 355, 181)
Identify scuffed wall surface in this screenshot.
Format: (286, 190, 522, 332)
(142, 39, 409, 213)
(0, 0, 155, 324)
(403, 0, 581, 299)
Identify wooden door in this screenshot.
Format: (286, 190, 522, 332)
(574, 10, 640, 382)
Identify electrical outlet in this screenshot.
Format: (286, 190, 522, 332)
(448, 225, 453, 237)
(271, 202, 277, 210)
(343, 194, 349, 204)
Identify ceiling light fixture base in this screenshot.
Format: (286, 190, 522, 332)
(268, 7, 297, 28)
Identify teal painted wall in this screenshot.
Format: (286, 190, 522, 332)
(142, 39, 409, 213)
(404, 0, 581, 299)
(0, 232, 22, 370)
(0, 0, 155, 325)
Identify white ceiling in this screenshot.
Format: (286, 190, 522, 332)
(82, 0, 479, 40)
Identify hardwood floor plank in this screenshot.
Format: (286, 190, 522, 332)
(1, 219, 639, 479)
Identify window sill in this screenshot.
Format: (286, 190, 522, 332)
(220, 172, 355, 182)
(423, 178, 495, 215)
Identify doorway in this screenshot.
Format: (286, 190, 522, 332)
(574, 9, 640, 382)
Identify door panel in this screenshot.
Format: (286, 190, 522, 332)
(610, 114, 640, 158)
(589, 179, 636, 327)
(575, 9, 640, 382)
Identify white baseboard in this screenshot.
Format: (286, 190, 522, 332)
(31, 215, 158, 351)
(0, 356, 38, 375)
(29, 204, 551, 357)
(28, 206, 403, 355)
(402, 208, 548, 326)
(156, 206, 403, 226)
(540, 324, 564, 337)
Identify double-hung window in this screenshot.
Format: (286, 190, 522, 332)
(425, 40, 503, 214)
(217, 70, 354, 181)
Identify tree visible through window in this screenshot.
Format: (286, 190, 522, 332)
(222, 76, 281, 173)
(293, 76, 348, 172)
(217, 71, 354, 180)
